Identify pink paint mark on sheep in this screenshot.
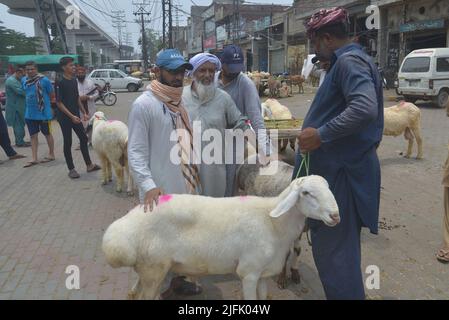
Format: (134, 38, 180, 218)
(159, 194, 173, 204)
(240, 196, 249, 201)
(107, 120, 117, 123)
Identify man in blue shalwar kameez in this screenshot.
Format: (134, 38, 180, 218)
(294, 7, 384, 300)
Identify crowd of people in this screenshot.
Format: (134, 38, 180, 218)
(1, 58, 101, 177)
(1, 6, 448, 300)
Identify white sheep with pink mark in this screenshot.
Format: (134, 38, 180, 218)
(102, 175, 340, 300)
(89, 111, 134, 195)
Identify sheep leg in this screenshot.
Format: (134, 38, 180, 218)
(126, 165, 134, 196)
(128, 278, 141, 300)
(99, 155, 109, 185)
(241, 273, 260, 300)
(136, 265, 170, 300)
(411, 125, 423, 159)
(290, 237, 302, 285)
(257, 278, 268, 300)
(277, 251, 290, 289)
(113, 164, 124, 193)
(404, 128, 414, 158)
(107, 160, 113, 182)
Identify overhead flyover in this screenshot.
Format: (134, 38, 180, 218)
(0, 0, 121, 66)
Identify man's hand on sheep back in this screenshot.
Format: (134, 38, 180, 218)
(298, 127, 321, 152)
(144, 188, 164, 213)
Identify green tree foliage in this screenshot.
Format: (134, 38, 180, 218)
(0, 23, 43, 55)
(138, 29, 163, 63)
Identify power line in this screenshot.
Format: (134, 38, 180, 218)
(133, 1, 151, 70)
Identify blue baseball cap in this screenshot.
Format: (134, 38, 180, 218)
(220, 45, 245, 73)
(156, 49, 193, 71)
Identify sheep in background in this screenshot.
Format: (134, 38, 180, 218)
(267, 77, 282, 98)
(237, 157, 303, 289)
(263, 99, 296, 152)
(279, 82, 292, 98)
(383, 101, 423, 159)
(89, 111, 134, 195)
(290, 75, 305, 94)
(102, 176, 340, 300)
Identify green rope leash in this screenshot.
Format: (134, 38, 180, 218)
(295, 152, 310, 179)
(295, 152, 313, 246)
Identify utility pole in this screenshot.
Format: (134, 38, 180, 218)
(112, 10, 126, 59)
(162, 0, 173, 48)
(133, 2, 151, 70)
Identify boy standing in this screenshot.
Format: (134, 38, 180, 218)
(56, 57, 100, 179)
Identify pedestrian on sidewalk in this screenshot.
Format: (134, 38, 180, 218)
(22, 61, 56, 168)
(217, 45, 272, 197)
(128, 49, 202, 298)
(76, 65, 98, 145)
(436, 145, 449, 263)
(55, 57, 100, 179)
(5, 65, 30, 148)
(295, 7, 384, 300)
(0, 109, 26, 163)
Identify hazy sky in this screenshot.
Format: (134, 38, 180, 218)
(0, 0, 292, 50)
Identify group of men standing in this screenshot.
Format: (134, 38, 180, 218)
(1, 58, 100, 177)
(127, 7, 385, 300)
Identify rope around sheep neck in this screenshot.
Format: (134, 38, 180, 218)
(295, 152, 313, 246)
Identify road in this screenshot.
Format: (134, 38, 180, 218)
(0, 83, 448, 300)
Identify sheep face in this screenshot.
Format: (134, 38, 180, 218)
(270, 176, 340, 227)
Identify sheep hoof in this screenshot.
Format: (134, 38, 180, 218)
(416, 156, 423, 160)
(127, 291, 137, 300)
(102, 180, 108, 186)
(277, 274, 288, 290)
(291, 269, 301, 285)
(404, 155, 411, 159)
(127, 191, 134, 197)
(116, 188, 123, 193)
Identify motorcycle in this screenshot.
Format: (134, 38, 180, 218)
(95, 80, 117, 106)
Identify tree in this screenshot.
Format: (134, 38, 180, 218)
(0, 22, 44, 55)
(139, 29, 163, 63)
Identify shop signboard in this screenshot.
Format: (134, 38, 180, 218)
(400, 19, 445, 33)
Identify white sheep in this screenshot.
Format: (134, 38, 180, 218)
(102, 175, 340, 300)
(383, 101, 423, 159)
(89, 111, 134, 195)
(236, 157, 303, 289)
(262, 99, 296, 152)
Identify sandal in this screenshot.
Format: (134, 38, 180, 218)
(436, 249, 449, 263)
(40, 157, 55, 163)
(23, 161, 39, 168)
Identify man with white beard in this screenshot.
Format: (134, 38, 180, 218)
(183, 53, 252, 197)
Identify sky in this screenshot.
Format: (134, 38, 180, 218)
(0, 0, 292, 51)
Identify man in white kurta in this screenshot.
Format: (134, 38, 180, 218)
(183, 53, 250, 197)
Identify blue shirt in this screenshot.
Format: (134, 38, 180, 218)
(297, 43, 384, 234)
(22, 76, 54, 121)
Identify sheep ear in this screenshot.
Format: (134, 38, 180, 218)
(270, 187, 300, 218)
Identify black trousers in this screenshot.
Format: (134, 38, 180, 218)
(58, 117, 91, 171)
(0, 110, 16, 158)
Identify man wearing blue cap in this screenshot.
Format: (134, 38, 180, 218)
(128, 49, 202, 298)
(217, 45, 272, 197)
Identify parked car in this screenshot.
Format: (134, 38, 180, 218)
(397, 48, 449, 108)
(87, 69, 143, 92)
(0, 91, 6, 111)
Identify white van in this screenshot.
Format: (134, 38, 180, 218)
(397, 48, 449, 108)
